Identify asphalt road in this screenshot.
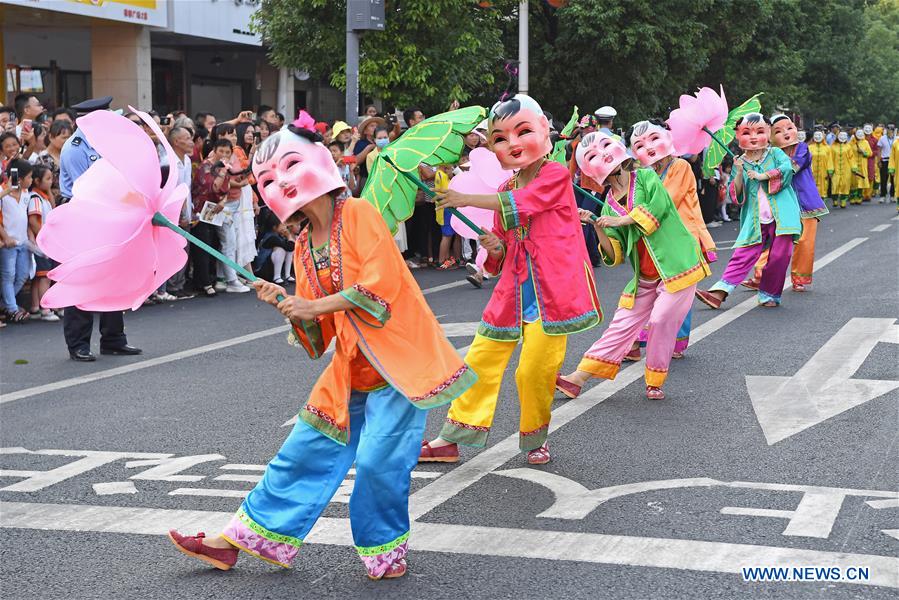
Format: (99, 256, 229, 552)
(1, 201, 897, 600)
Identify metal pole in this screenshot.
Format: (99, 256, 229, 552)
(518, 0, 528, 95)
(346, 20, 360, 123)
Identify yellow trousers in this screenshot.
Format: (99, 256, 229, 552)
(440, 322, 567, 451)
(753, 218, 818, 287)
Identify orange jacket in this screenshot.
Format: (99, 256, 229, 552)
(289, 197, 476, 444)
(660, 158, 716, 261)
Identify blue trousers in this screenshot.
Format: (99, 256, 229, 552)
(222, 386, 427, 570)
(0, 244, 30, 312)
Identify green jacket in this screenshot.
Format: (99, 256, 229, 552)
(599, 168, 710, 308)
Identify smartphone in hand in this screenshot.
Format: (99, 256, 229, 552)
(10, 168, 20, 189)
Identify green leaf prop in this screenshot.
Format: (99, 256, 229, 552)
(702, 93, 763, 177)
(362, 105, 486, 233)
(551, 106, 579, 165)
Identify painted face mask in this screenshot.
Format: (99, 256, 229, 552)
(863, 124, 873, 135)
(575, 131, 629, 184)
(252, 126, 346, 223)
(488, 94, 552, 170)
(813, 131, 824, 143)
(855, 130, 865, 140)
(735, 114, 770, 151)
(797, 130, 807, 142)
(837, 132, 848, 143)
(629, 121, 675, 166)
(770, 115, 798, 149)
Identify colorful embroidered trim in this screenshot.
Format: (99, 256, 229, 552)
(498, 190, 520, 230)
(644, 366, 669, 388)
(288, 319, 325, 359)
(543, 310, 600, 335)
(662, 261, 710, 294)
(221, 508, 302, 568)
(519, 424, 549, 451)
(408, 364, 477, 408)
(477, 320, 522, 342)
(629, 205, 660, 235)
(577, 355, 621, 380)
(440, 418, 490, 447)
(766, 169, 783, 194)
(300, 404, 349, 445)
(601, 237, 625, 267)
(757, 290, 781, 305)
(709, 279, 738, 295)
(339, 284, 390, 325)
(356, 531, 410, 557)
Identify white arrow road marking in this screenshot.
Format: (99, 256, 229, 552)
(746, 318, 899, 445)
(882, 530, 899, 541)
(92, 481, 138, 495)
(1, 501, 896, 588)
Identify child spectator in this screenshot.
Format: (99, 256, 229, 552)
(0, 159, 34, 323)
(328, 140, 357, 192)
(26, 164, 59, 321)
(254, 211, 296, 284)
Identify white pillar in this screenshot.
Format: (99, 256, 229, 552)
(518, 0, 528, 95)
(276, 66, 294, 123)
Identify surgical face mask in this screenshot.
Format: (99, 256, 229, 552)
(375, 138, 389, 149)
(863, 124, 873, 135)
(837, 132, 848, 143)
(855, 130, 865, 140)
(813, 131, 824, 143)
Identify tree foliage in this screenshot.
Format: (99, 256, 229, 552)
(253, 0, 899, 125)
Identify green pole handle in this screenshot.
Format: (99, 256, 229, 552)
(382, 156, 487, 236)
(702, 126, 737, 159)
(151, 212, 285, 302)
(573, 183, 605, 207)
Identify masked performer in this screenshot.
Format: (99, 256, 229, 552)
(863, 124, 880, 201)
(420, 95, 601, 465)
(850, 129, 873, 205)
(556, 133, 709, 401)
(695, 113, 801, 309)
(890, 136, 899, 210)
(627, 120, 715, 359)
(808, 130, 834, 201)
(168, 124, 477, 580)
(829, 130, 856, 209)
(744, 115, 829, 292)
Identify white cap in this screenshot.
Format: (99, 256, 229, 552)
(594, 106, 617, 119)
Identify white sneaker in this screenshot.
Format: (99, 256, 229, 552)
(40, 311, 60, 322)
(214, 280, 227, 292)
(157, 292, 178, 302)
(225, 282, 251, 293)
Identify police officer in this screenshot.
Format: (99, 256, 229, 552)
(594, 105, 617, 136)
(59, 96, 142, 362)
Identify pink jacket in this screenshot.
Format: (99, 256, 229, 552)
(480, 160, 602, 341)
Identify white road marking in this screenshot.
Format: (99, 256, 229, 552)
(869, 223, 892, 232)
(169, 488, 248, 499)
(883, 530, 899, 541)
(866, 498, 899, 509)
(0, 281, 471, 406)
(92, 481, 138, 495)
(1, 501, 896, 589)
(219, 464, 265, 471)
(128, 454, 225, 482)
(746, 318, 899, 444)
(0, 449, 169, 493)
(213, 474, 261, 483)
(409, 237, 873, 520)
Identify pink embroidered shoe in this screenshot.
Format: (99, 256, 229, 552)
(623, 347, 642, 362)
(368, 558, 407, 580)
(527, 445, 551, 465)
(646, 386, 665, 401)
(168, 530, 238, 571)
(792, 283, 807, 292)
(419, 440, 459, 463)
(555, 374, 582, 399)
(741, 277, 760, 290)
(695, 289, 723, 309)
(671, 351, 685, 359)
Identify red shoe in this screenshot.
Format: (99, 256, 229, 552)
(555, 374, 582, 399)
(527, 445, 551, 465)
(695, 289, 723, 309)
(792, 283, 807, 292)
(419, 440, 460, 463)
(741, 277, 760, 291)
(671, 351, 685, 359)
(646, 386, 665, 400)
(168, 531, 238, 571)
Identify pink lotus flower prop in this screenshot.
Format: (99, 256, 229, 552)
(38, 107, 189, 311)
(448, 147, 511, 239)
(666, 86, 730, 155)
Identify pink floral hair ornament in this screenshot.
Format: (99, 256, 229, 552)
(293, 109, 316, 130)
(38, 107, 190, 311)
(665, 85, 730, 156)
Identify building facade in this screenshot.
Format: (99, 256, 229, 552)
(2, 0, 348, 122)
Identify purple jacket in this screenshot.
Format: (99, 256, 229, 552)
(786, 143, 829, 219)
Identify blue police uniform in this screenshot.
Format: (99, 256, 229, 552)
(60, 97, 139, 360)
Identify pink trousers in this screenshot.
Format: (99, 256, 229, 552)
(578, 279, 696, 388)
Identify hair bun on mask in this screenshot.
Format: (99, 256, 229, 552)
(286, 123, 324, 144)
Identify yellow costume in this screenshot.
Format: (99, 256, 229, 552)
(830, 141, 856, 208)
(808, 140, 833, 199)
(850, 137, 872, 204)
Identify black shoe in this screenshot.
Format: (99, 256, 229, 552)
(69, 348, 97, 362)
(171, 289, 196, 300)
(100, 345, 143, 356)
